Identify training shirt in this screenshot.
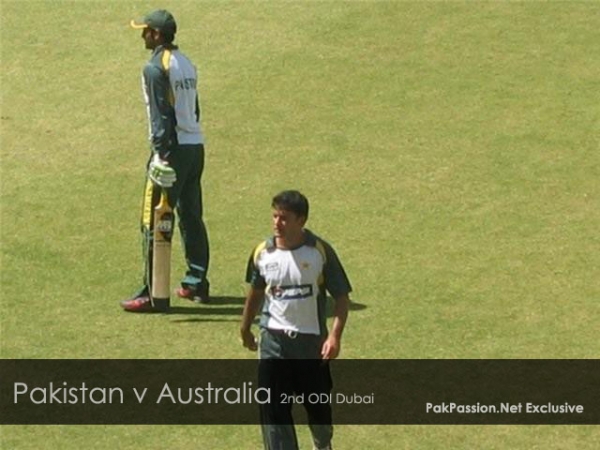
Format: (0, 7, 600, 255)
(246, 230, 352, 336)
(141, 44, 204, 157)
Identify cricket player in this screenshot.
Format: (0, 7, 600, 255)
(241, 190, 352, 450)
(121, 9, 210, 312)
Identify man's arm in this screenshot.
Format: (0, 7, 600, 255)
(143, 63, 176, 158)
(321, 293, 349, 360)
(240, 286, 265, 352)
(319, 238, 352, 360)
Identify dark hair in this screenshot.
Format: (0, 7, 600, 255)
(271, 190, 309, 220)
(161, 32, 175, 44)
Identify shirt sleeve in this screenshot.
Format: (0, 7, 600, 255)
(142, 63, 176, 157)
(322, 242, 352, 298)
(245, 248, 267, 289)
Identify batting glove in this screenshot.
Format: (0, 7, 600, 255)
(148, 154, 177, 188)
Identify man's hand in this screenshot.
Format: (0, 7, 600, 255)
(321, 335, 341, 360)
(240, 287, 264, 352)
(321, 294, 349, 360)
(241, 328, 258, 351)
(148, 154, 177, 188)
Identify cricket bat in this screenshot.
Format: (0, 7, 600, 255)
(151, 189, 174, 312)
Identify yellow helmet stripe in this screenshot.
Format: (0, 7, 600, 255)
(130, 20, 146, 29)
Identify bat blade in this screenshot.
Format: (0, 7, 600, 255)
(151, 190, 174, 312)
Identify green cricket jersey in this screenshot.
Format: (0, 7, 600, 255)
(141, 44, 204, 157)
(246, 230, 352, 337)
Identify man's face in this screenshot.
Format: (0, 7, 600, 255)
(141, 27, 160, 50)
(272, 208, 305, 241)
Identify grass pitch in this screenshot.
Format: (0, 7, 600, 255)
(1, 1, 598, 448)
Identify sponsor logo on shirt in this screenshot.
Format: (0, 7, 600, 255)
(265, 263, 279, 272)
(269, 284, 313, 300)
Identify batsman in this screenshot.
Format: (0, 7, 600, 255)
(121, 9, 210, 313)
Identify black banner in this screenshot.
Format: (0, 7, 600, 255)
(1, 359, 598, 424)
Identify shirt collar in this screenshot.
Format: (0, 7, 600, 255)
(266, 229, 317, 250)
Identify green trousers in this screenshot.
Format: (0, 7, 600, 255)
(258, 329, 334, 450)
(141, 144, 209, 291)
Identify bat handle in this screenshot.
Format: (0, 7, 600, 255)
(158, 189, 169, 207)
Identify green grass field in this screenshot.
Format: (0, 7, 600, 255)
(1, 0, 599, 448)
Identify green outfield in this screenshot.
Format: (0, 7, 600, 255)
(1, 0, 598, 448)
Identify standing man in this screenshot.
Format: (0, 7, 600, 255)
(241, 190, 352, 450)
(121, 9, 210, 313)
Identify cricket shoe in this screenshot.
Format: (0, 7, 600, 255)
(120, 296, 159, 313)
(176, 281, 210, 304)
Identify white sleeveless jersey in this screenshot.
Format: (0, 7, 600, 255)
(163, 50, 203, 145)
(257, 244, 325, 334)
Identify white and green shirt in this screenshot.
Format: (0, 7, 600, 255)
(141, 44, 204, 157)
(246, 230, 352, 336)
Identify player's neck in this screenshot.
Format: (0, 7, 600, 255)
(276, 230, 305, 250)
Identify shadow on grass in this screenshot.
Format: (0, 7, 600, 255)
(168, 296, 244, 322)
(348, 301, 367, 312)
(168, 296, 367, 323)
